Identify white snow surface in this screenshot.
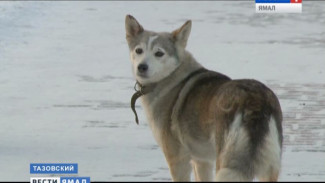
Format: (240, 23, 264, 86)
(0, 1, 324, 181)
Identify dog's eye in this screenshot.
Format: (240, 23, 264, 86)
(155, 51, 164, 57)
(135, 48, 143, 54)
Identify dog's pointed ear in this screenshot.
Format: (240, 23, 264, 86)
(172, 20, 192, 48)
(125, 15, 144, 39)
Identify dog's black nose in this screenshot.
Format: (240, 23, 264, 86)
(138, 64, 148, 73)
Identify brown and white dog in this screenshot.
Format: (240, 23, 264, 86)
(125, 15, 283, 181)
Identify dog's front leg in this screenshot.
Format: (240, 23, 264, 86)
(160, 136, 192, 181)
(192, 160, 214, 181)
(166, 153, 192, 181)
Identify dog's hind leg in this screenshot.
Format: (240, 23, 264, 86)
(215, 114, 254, 181)
(256, 117, 282, 182)
(258, 169, 279, 182)
(192, 160, 214, 181)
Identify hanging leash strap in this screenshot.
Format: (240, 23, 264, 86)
(130, 82, 155, 125)
(130, 68, 207, 125)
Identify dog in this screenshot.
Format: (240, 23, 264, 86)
(125, 15, 283, 181)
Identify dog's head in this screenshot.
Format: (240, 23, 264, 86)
(125, 15, 192, 85)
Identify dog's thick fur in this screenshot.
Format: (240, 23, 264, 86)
(125, 15, 283, 181)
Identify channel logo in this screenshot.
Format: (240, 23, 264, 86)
(256, 0, 302, 13)
(30, 177, 90, 183)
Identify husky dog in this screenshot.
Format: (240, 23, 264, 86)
(125, 15, 283, 182)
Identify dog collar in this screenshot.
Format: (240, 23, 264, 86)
(130, 68, 208, 125)
(131, 81, 156, 125)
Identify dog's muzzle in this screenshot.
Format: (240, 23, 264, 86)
(138, 63, 148, 73)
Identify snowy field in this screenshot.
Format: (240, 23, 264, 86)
(0, 1, 324, 181)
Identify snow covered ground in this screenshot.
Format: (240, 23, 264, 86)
(0, 1, 324, 181)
